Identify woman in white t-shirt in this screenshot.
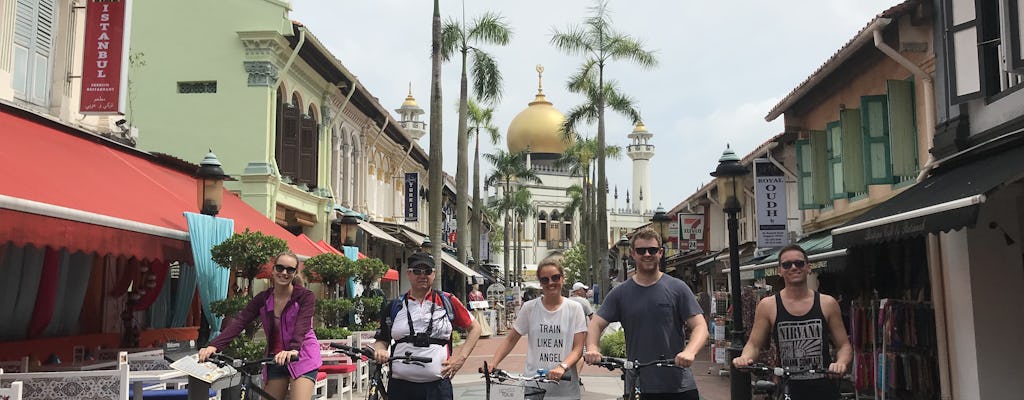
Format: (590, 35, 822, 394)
(485, 258, 587, 400)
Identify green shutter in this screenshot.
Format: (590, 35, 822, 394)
(861, 95, 892, 184)
(810, 130, 829, 206)
(887, 80, 918, 177)
(796, 139, 815, 209)
(826, 122, 844, 199)
(840, 109, 865, 193)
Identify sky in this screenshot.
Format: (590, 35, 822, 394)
(290, 0, 904, 210)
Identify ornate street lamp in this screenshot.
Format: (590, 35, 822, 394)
(339, 214, 361, 246)
(421, 236, 432, 254)
(650, 204, 673, 271)
(195, 150, 230, 216)
(710, 145, 750, 400)
(615, 235, 629, 280)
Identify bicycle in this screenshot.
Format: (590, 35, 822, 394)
(480, 361, 570, 400)
(735, 364, 848, 400)
(329, 342, 430, 400)
(592, 356, 681, 400)
(185, 352, 297, 400)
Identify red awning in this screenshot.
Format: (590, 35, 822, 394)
(382, 268, 399, 281)
(0, 106, 322, 260)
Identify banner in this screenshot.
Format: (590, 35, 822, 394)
(80, 0, 132, 114)
(404, 172, 419, 221)
(754, 159, 788, 248)
(677, 213, 705, 251)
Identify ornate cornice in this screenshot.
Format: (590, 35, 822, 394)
(244, 61, 278, 87)
(237, 32, 290, 62)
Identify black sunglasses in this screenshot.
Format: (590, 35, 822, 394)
(274, 264, 298, 274)
(539, 274, 563, 285)
(634, 247, 661, 256)
(780, 260, 807, 270)
(410, 268, 434, 276)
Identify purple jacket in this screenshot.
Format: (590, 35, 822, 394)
(210, 285, 322, 379)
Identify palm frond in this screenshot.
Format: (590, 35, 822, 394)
(468, 12, 512, 46)
(607, 33, 658, 68)
(562, 103, 599, 139)
(565, 60, 597, 94)
(549, 26, 592, 56)
(470, 49, 503, 103)
(440, 20, 464, 62)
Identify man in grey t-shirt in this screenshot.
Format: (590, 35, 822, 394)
(583, 228, 709, 399)
(569, 282, 594, 319)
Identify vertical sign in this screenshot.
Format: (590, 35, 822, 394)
(80, 0, 132, 114)
(754, 159, 788, 247)
(404, 173, 419, 221)
(677, 213, 705, 251)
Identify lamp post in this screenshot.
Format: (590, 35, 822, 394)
(710, 145, 750, 400)
(421, 236, 432, 254)
(616, 235, 629, 281)
(650, 204, 673, 271)
(339, 214, 360, 246)
(195, 150, 229, 216)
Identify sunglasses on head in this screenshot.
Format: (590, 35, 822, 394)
(274, 264, 298, 274)
(634, 247, 661, 256)
(409, 267, 434, 276)
(539, 274, 563, 285)
(780, 260, 807, 270)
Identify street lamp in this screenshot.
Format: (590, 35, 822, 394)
(339, 214, 361, 246)
(650, 204, 673, 271)
(710, 145, 750, 400)
(195, 150, 230, 216)
(421, 236, 432, 254)
(616, 235, 629, 281)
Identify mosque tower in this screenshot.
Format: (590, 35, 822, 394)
(395, 83, 426, 141)
(626, 121, 654, 212)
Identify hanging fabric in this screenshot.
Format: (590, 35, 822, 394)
(42, 250, 92, 336)
(147, 263, 173, 329)
(12, 245, 46, 339)
(343, 245, 359, 297)
(0, 242, 25, 339)
(103, 256, 127, 334)
(134, 259, 170, 311)
(170, 262, 198, 328)
(185, 212, 234, 337)
(78, 253, 106, 334)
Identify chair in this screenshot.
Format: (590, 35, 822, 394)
(317, 340, 355, 400)
(0, 351, 129, 400)
(313, 372, 328, 400)
(0, 380, 24, 400)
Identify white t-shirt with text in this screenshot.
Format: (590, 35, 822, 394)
(512, 297, 586, 399)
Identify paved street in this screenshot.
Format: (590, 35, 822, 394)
(442, 334, 732, 400)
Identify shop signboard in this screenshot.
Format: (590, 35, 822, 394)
(80, 0, 132, 114)
(754, 159, 788, 248)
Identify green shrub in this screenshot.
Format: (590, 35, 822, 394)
(223, 335, 266, 361)
(210, 229, 288, 294)
(315, 326, 352, 340)
(354, 258, 388, 287)
(304, 254, 355, 298)
(211, 296, 260, 338)
(316, 298, 355, 329)
(356, 296, 384, 328)
(599, 329, 626, 358)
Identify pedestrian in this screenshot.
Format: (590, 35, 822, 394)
(485, 257, 587, 400)
(732, 244, 852, 399)
(198, 251, 322, 400)
(468, 284, 485, 302)
(567, 281, 594, 378)
(372, 252, 482, 400)
(583, 227, 708, 400)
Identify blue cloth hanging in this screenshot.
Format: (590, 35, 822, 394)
(170, 262, 198, 328)
(185, 212, 234, 338)
(343, 246, 359, 297)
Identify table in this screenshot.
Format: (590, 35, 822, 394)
(39, 359, 118, 371)
(129, 369, 188, 400)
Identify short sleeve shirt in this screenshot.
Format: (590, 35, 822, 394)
(377, 291, 474, 383)
(597, 274, 702, 394)
(513, 298, 587, 400)
(568, 295, 594, 317)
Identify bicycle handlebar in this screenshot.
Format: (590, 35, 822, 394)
(482, 368, 571, 382)
(206, 353, 298, 369)
(592, 356, 677, 371)
(735, 363, 825, 377)
(329, 343, 431, 364)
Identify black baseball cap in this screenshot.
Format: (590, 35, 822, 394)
(408, 252, 436, 269)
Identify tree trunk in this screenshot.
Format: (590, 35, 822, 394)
(429, 0, 444, 290)
(472, 131, 481, 264)
(597, 64, 610, 300)
(503, 180, 511, 284)
(456, 53, 470, 264)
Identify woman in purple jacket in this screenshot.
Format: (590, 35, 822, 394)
(199, 252, 322, 400)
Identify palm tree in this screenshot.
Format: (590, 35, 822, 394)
(484, 149, 541, 283)
(551, 0, 657, 295)
(441, 11, 512, 264)
(429, 0, 444, 290)
(507, 187, 537, 285)
(467, 99, 501, 265)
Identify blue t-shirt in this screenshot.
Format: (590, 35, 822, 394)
(597, 274, 702, 393)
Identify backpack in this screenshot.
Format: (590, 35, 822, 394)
(384, 289, 457, 352)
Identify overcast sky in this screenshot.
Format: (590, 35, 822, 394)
(291, 0, 902, 210)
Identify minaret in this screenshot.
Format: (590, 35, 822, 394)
(395, 83, 426, 141)
(627, 121, 654, 212)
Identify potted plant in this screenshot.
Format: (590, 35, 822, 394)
(210, 228, 288, 297)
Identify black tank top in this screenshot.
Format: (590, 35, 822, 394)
(772, 291, 832, 381)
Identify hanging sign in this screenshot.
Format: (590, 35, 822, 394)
(754, 159, 788, 248)
(404, 172, 419, 221)
(677, 213, 705, 251)
(80, 0, 132, 114)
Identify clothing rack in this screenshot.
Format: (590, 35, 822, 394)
(849, 295, 938, 400)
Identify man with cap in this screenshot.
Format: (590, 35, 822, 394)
(568, 281, 594, 378)
(373, 252, 482, 400)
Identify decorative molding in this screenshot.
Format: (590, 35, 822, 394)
(244, 61, 278, 87)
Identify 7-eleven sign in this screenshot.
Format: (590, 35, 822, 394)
(677, 213, 705, 251)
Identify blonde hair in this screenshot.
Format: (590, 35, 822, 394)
(535, 257, 564, 277)
(274, 252, 304, 287)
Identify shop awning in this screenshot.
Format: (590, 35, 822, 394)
(439, 251, 484, 282)
(726, 231, 847, 276)
(357, 220, 403, 245)
(832, 143, 1024, 248)
(0, 105, 321, 260)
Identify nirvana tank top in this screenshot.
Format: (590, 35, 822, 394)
(772, 291, 832, 381)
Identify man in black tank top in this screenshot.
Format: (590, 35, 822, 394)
(732, 244, 852, 400)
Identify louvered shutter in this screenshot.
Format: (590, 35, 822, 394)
(946, 0, 982, 102)
(861, 95, 892, 184)
(299, 112, 319, 185)
(887, 80, 919, 177)
(12, 0, 55, 106)
(826, 122, 844, 199)
(809, 130, 829, 206)
(840, 109, 865, 193)
(1008, 0, 1024, 71)
(796, 139, 815, 209)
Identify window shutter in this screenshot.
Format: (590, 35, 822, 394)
(796, 139, 815, 210)
(826, 122, 844, 199)
(279, 100, 301, 179)
(840, 109, 865, 193)
(887, 80, 919, 177)
(946, 0, 982, 101)
(1008, 0, 1024, 71)
(13, 0, 55, 106)
(809, 130, 829, 206)
(861, 95, 892, 184)
(298, 112, 319, 185)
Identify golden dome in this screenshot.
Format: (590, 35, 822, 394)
(633, 121, 647, 133)
(401, 83, 418, 108)
(507, 65, 571, 154)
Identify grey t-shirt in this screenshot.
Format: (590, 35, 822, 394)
(568, 295, 594, 317)
(597, 274, 702, 394)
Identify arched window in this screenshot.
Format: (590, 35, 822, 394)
(538, 211, 548, 240)
(298, 104, 319, 186)
(563, 213, 573, 242)
(275, 90, 301, 182)
(549, 210, 561, 241)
